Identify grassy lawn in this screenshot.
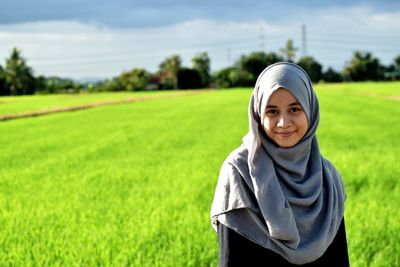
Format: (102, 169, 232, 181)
(0, 82, 399, 266)
(0, 90, 203, 118)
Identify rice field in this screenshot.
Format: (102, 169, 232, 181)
(0, 82, 399, 266)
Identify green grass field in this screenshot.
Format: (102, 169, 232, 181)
(0, 90, 199, 118)
(0, 82, 399, 266)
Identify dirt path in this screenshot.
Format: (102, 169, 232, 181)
(0, 89, 212, 122)
(351, 91, 400, 101)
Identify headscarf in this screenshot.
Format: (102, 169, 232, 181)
(210, 62, 346, 264)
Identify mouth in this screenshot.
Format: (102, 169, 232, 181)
(276, 131, 295, 138)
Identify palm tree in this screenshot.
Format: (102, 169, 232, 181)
(5, 47, 35, 95)
(159, 54, 181, 89)
(192, 52, 210, 87)
(280, 39, 298, 62)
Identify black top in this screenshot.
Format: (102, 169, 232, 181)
(217, 219, 349, 267)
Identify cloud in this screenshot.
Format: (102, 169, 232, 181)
(0, 19, 290, 78)
(291, 6, 400, 68)
(1, 0, 399, 28)
(0, 5, 399, 79)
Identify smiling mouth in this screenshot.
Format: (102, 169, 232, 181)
(276, 131, 295, 137)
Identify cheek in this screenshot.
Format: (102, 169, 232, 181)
(299, 115, 309, 134)
(263, 117, 274, 132)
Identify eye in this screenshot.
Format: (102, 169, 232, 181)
(289, 106, 303, 113)
(265, 109, 278, 115)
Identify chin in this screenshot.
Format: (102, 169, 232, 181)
(277, 140, 299, 148)
(278, 143, 295, 148)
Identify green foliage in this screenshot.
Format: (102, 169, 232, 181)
(101, 78, 125, 92)
(4, 47, 36, 95)
(322, 67, 343, 82)
(228, 69, 254, 87)
(2, 48, 400, 97)
(0, 83, 399, 266)
(235, 51, 283, 84)
(119, 68, 152, 91)
(42, 76, 82, 94)
(383, 55, 400, 80)
(343, 51, 384, 81)
(177, 68, 202, 89)
(212, 67, 254, 88)
(212, 67, 234, 88)
(215, 50, 284, 88)
(0, 65, 9, 96)
(280, 39, 298, 62)
(159, 54, 182, 89)
(191, 52, 210, 87)
(34, 75, 47, 93)
(394, 55, 400, 70)
(297, 56, 323, 82)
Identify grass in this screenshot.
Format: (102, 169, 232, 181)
(315, 82, 400, 267)
(0, 82, 399, 266)
(0, 90, 203, 118)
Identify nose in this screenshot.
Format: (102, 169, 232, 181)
(277, 115, 291, 128)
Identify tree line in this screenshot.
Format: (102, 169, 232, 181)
(1, 39, 400, 96)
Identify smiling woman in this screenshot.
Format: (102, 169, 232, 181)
(211, 62, 349, 266)
(263, 88, 308, 148)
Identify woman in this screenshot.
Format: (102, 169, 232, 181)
(210, 62, 349, 266)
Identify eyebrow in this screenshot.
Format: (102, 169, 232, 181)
(266, 102, 301, 109)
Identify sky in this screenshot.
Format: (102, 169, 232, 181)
(0, 0, 399, 81)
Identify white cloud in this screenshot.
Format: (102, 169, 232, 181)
(0, 6, 399, 79)
(301, 6, 400, 34)
(0, 19, 290, 79)
(294, 6, 400, 69)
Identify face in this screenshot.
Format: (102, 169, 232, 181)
(263, 88, 308, 148)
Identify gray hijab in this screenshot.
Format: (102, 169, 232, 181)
(211, 62, 346, 264)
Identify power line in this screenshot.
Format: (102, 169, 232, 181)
(227, 48, 231, 67)
(9, 30, 398, 75)
(31, 34, 397, 67)
(259, 26, 265, 52)
(301, 24, 307, 57)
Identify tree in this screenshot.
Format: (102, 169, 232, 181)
(323, 67, 343, 82)
(383, 55, 400, 80)
(343, 51, 383, 81)
(119, 68, 151, 91)
(0, 65, 9, 96)
(212, 67, 254, 88)
(235, 52, 283, 85)
(265, 52, 285, 68)
(280, 39, 298, 62)
(297, 56, 322, 82)
(228, 69, 254, 87)
(5, 47, 36, 95)
(177, 68, 202, 89)
(44, 76, 78, 93)
(212, 67, 234, 88)
(192, 52, 210, 87)
(394, 55, 400, 69)
(96, 78, 124, 92)
(159, 54, 182, 89)
(34, 75, 47, 93)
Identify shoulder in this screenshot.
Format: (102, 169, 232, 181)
(321, 157, 336, 173)
(216, 145, 250, 188)
(321, 157, 347, 199)
(217, 145, 254, 193)
(321, 157, 341, 178)
(222, 145, 249, 174)
(211, 145, 256, 222)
